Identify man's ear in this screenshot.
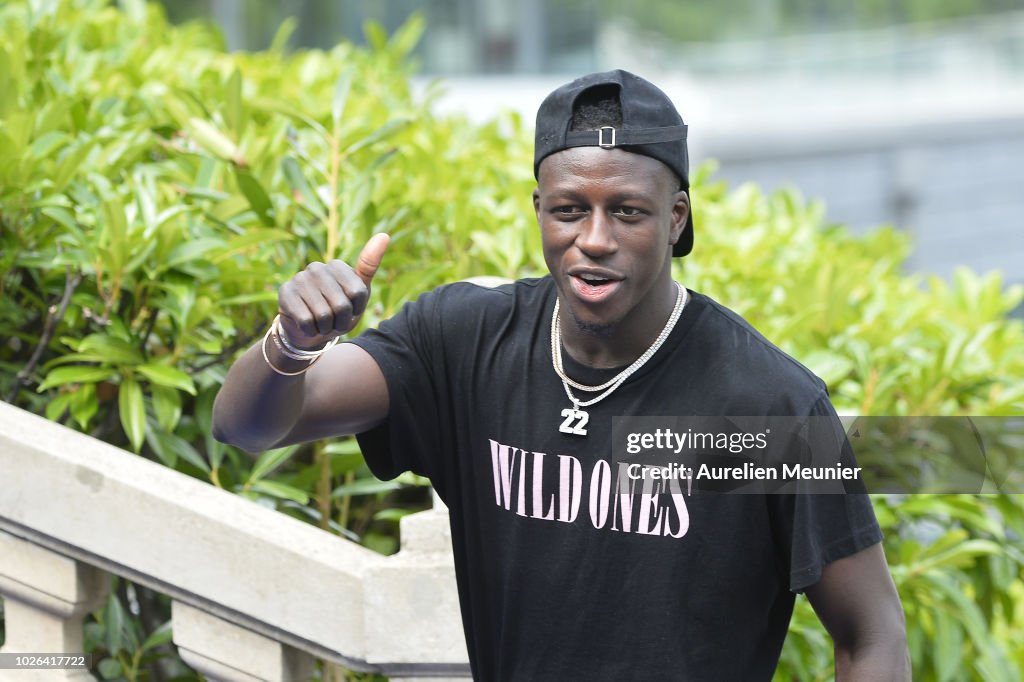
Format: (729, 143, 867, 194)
(532, 187, 541, 222)
(669, 189, 690, 247)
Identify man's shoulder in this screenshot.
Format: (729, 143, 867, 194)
(371, 276, 552, 344)
(438, 275, 551, 298)
(684, 290, 829, 407)
(423, 276, 553, 315)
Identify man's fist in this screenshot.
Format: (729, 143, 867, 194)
(277, 233, 390, 349)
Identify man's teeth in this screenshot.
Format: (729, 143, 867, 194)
(579, 274, 609, 283)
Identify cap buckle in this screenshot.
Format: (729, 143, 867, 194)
(598, 126, 616, 149)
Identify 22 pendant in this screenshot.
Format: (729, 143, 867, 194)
(558, 407, 589, 436)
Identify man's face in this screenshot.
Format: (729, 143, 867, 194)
(533, 147, 689, 337)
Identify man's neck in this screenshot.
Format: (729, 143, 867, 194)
(559, 279, 680, 370)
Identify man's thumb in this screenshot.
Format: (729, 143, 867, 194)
(354, 233, 390, 286)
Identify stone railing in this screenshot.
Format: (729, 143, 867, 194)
(0, 400, 470, 681)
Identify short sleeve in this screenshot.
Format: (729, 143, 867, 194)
(771, 395, 884, 593)
(346, 287, 450, 485)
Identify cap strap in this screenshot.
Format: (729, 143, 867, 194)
(564, 124, 687, 149)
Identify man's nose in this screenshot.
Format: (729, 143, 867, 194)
(575, 211, 618, 257)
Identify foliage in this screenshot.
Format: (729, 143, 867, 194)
(1, 0, 535, 678)
(84, 580, 190, 681)
(1, 1, 1022, 681)
(0, 0, 538, 541)
(684, 175, 1024, 418)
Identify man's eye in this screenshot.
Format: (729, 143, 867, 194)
(616, 207, 643, 217)
(555, 206, 583, 215)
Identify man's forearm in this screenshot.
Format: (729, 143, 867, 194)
(835, 630, 911, 681)
(212, 340, 311, 452)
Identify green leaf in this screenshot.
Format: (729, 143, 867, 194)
(53, 140, 94, 190)
(281, 156, 324, 215)
(323, 439, 366, 474)
(173, 439, 212, 474)
(363, 20, 388, 52)
(332, 70, 352, 129)
(162, 237, 226, 270)
(79, 334, 143, 365)
(933, 610, 963, 682)
(802, 350, 854, 387)
(136, 363, 196, 395)
(234, 168, 274, 226)
(225, 68, 243, 135)
(175, 185, 231, 202)
(45, 391, 73, 422)
(343, 118, 410, 156)
(373, 508, 417, 522)
(100, 196, 129, 274)
(218, 292, 279, 306)
(251, 480, 309, 505)
(395, 470, 432, 487)
(186, 117, 243, 164)
(194, 387, 224, 471)
(146, 426, 211, 473)
(388, 12, 425, 58)
(69, 382, 99, 430)
(40, 205, 79, 232)
(332, 478, 403, 498)
(251, 98, 328, 140)
(269, 16, 297, 53)
(30, 130, 69, 158)
(248, 444, 300, 483)
(37, 366, 117, 392)
(104, 592, 126, 655)
(97, 658, 122, 680)
(330, 452, 365, 475)
(212, 228, 294, 262)
(151, 384, 183, 432)
(118, 376, 145, 453)
(208, 440, 226, 475)
(141, 621, 173, 652)
(324, 439, 362, 456)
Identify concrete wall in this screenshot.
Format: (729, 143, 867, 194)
(0, 401, 470, 680)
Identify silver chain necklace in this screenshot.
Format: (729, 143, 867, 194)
(552, 281, 688, 436)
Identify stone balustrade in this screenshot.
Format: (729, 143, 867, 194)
(0, 400, 470, 681)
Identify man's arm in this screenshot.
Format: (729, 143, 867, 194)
(212, 234, 391, 452)
(804, 542, 910, 681)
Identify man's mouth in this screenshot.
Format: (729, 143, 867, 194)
(569, 272, 622, 302)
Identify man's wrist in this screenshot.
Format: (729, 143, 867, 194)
(264, 337, 314, 374)
(261, 320, 322, 376)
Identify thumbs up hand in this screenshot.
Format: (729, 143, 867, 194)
(277, 233, 390, 349)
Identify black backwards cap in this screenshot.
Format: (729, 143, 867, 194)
(534, 69, 693, 257)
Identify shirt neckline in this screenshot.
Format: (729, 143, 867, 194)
(547, 283, 708, 389)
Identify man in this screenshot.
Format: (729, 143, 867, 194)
(214, 70, 909, 680)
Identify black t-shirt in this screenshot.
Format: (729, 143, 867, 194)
(351, 277, 881, 682)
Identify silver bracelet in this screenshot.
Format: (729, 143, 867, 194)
(261, 324, 318, 376)
(271, 315, 341, 361)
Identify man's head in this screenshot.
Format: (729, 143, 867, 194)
(533, 69, 693, 257)
(532, 71, 691, 342)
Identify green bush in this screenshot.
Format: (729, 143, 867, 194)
(1, 1, 1022, 680)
